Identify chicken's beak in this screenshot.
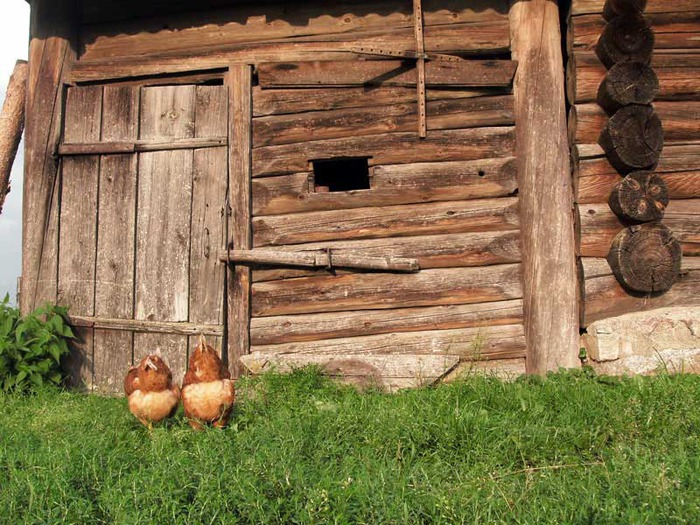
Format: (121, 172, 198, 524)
(144, 357, 158, 371)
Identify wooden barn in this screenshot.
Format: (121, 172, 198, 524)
(17, 0, 700, 392)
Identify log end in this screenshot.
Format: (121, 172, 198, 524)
(608, 171, 669, 222)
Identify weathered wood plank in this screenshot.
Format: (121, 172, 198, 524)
(579, 201, 700, 257)
(241, 353, 461, 391)
(582, 257, 700, 326)
(252, 230, 521, 282)
(571, 0, 698, 16)
(253, 85, 511, 117)
(253, 157, 517, 215)
(252, 263, 523, 317)
(251, 298, 523, 345)
(572, 102, 700, 144)
(22, 0, 73, 315)
(253, 95, 514, 147)
(139, 85, 196, 140)
(253, 127, 514, 177)
(190, 86, 228, 331)
(70, 315, 223, 336)
(249, 323, 526, 360)
(135, 150, 193, 322)
(81, 16, 511, 63)
(571, 13, 700, 53)
(568, 52, 700, 104)
(227, 65, 253, 378)
(258, 59, 517, 88)
(92, 86, 139, 394)
(511, 0, 579, 372)
(254, 197, 519, 247)
(578, 171, 700, 204)
(58, 137, 227, 156)
(0, 60, 28, 215)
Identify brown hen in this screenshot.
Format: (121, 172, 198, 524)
(125, 354, 180, 429)
(182, 338, 235, 430)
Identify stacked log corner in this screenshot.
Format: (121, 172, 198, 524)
(568, 0, 699, 327)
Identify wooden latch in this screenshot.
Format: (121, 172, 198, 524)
(218, 249, 420, 273)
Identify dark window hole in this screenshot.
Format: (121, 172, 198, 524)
(312, 157, 371, 193)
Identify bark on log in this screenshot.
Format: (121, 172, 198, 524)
(595, 15, 655, 68)
(0, 60, 27, 215)
(599, 104, 663, 173)
(510, 0, 580, 372)
(603, 0, 647, 20)
(607, 223, 682, 293)
(608, 171, 668, 222)
(597, 62, 658, 114)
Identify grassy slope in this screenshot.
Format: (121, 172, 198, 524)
(1, 369, 699, 524)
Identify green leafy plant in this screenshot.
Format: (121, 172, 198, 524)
(0, 295, 74, 392)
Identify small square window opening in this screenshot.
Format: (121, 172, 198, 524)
(312, 157, 371, 193)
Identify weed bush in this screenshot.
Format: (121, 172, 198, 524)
(0, 296, 73, 392)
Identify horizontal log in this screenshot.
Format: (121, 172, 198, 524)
(79, 0, 509, 25)
(570, 13, 700, 53)
(252, 127, 514, 176)
(253, 95, 515, 147)
(575, 140, 700, 161)
(249, 323, 526, 361)
(81, 15, 511, 63)
(571, 0, 699, 15)
(240, 353, 462, 391)
(581, 256, 700, 326)
(252, 230, 521, 282)
(219, 249, 419, 272)
(252, 85, 511, 116)
(568, 52, 700, 104)
(579, 200, 700, 256)
(258, 60, 518, 88)
(253, 157, 517, 215)
(254, 197, 519, 247)
(68, 315, 223, 336)
(252, 263, 523, 316)
(571, 101, 700, 144)
(58, 137, 226, 155)
(251, 298, 523, 345)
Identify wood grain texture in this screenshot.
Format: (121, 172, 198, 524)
(0, 60, 27, 215)
(252, 127, 514, 177)
(93, 86, 139, 393)
(253, 157, 517, 215)
(572, 101, 700, 144)
(251, 230, 521, 282)
(253, 95, 515, 147)
(253, 85, 511, 117)
(252, 263, 523, 317)
(258, 59, 518, 88)
(568, 52, 700, 104)
(249, 323, 526, 360)
(251, 299, 523, 345)
(510, 0, 579, 372)
(581, 257, 700, 326)
(254, 197, 519, 247)
(227, 65, 253, 378)
(579, 200, 700, 257)
(22, 0, 73, 314)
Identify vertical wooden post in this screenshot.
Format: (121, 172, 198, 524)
(226, 65, 253, 378)
(21, 0, 75, 314)
(0, 60, 28, 215)
(509, 0, 580, 373)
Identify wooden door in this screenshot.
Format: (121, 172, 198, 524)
(57, 83, 229, 393)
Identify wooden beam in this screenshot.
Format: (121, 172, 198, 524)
(413, 0, 427, 137)
(227, 65, 253, 378)
(21, 0, 75, 314)
(69, 315, 223, 336)
(257, 60, 518, 88)
(510, 0, 579, 372)
(57, 137, 227, 156)
(0, 60, 28, 215)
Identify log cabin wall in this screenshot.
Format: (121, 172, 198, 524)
(23, 0, 580, 391)
(567, 0, 700, 328)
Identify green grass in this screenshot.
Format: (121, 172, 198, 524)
(1, 368, 700, 524)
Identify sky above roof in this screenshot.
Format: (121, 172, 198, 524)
(0, 2, 30, 304)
